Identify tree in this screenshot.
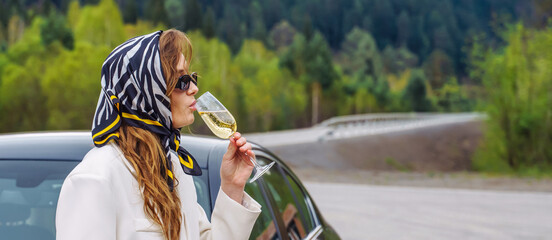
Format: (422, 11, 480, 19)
(423, 50, 455, 90)
(185, 31, 238, 112)
(40, 11, 74, 50)
(435, 77, 473, 112)
(0, 17, 57, 132)
(280, 32, 338, 125)
(202, 7, 216, 39)
(382, 45, 419, 73)
(66, 0, 80, 29)
(267, 20, 297, 52)
(248, 1, 267, 42)
(7, 15, 25, 47)
(339, 28, 382, 76)
(260, 0, 284, 29)
(534, 0, 552, 27)
(122, 0, 138, 23)
(0, 60, 48, 132)
(338, 27, 390, 111)
(42, 42, 111, 130)
(407, 15, 430, 61)
(371, 0, 396, 49)
(473, 24, 552, 172)
(235, 40, 304, 131)
(402, 69, 432, 112)
(164, 0, 184, 28)
(144, 0, 168, 26)
(73, 0, 126, 48)
(218, 6, 246, 54)
(184, 0, 203, 31)
(396, 10, 410, 47)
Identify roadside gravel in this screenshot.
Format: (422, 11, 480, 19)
(293, 168, 552, 192)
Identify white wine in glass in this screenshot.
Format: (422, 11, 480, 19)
(198, 110, 237, 139)
(195, 91, 274, 182)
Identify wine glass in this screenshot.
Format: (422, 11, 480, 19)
(195, 91, 274, 183)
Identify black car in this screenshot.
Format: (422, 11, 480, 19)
(0, 131, 340, 240)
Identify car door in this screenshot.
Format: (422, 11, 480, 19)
(245, 176, 284, 240)
(254, 154, 324, 240)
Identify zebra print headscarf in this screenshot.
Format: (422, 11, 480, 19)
(91, 31, 201, 191)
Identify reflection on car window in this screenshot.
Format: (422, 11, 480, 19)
(245, 178, 279, 240)
(260, 157, 316, 239)
(0, 160, 78, 240)
(285, 172, 317, 233)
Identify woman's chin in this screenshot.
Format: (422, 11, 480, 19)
(182, 116, 195, 127)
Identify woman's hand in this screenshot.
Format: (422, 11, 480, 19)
(221, 132, 255, 203)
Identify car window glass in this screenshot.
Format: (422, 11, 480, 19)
(285, 172, 317, 232)
(260, 157, 313, 239)
(245, 175, 280, 240)
(0, 160, 78, 240)
(192, 171, 211, 218)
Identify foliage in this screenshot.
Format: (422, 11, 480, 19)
(337, 28, 393, 112)
(382, 46, 418, 74)
(144, 0, 168, 26)
(423, 50, 455, 90)
(434, 77, 474, 112)
(0, 59, 48, 132)
(402, 69, 432, 112)
(73, 0, 125, 48)
(267, 20, 297, 53)
(164, 0, 185, 29)
(0, 17, 56, 132)
(42, 42, 110, 130)
(184, 0, 203, 31)
(235, 40, 305, 131)
(280, 32, 338, 124)
(0, 0, 549, 140)
(123, 20, 166, 40)
(472, 23, 552, 172)
(40, 11, 74, 50)
(202, 7, 216, 39)
(186, 31, 307, 131)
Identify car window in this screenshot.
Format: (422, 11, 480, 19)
(192, 170, 211, 218)
(284, 172, 318, 233)
(260, 157, 316, 240)
(245, 176, 280, 240)
(0, 160, 78, 240)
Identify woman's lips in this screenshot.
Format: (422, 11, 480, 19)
(189, 100, 197, 111)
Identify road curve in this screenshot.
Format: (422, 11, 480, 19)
(304, 182, 552, 240)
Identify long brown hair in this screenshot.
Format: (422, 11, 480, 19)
(116, 29, 193, 240)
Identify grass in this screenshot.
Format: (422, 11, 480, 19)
(384, 157, 412, 172)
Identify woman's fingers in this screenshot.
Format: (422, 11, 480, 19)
(231, 132, 254, 156)
(226, 135, 237, 154)
(235, 136, 247, 147)
(239, 142, 251, 153)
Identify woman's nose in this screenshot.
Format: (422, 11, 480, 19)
(188, 82, 198, 96)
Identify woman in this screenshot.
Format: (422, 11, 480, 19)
(56, 29, 261, 240)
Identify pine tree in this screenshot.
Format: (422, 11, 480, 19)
(202, 7, 216, 39)
(185, 0, 202, 31)
(403, 69, 432, 112)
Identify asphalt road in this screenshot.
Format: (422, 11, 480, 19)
(304, 182, 552, 240)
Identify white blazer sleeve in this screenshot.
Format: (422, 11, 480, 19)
(198, 188, 261, 240)
(56, 174, 116, 240)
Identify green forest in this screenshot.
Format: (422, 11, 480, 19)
(0, 0, 551, 172)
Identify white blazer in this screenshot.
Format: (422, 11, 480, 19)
(56, 143, 261, 240)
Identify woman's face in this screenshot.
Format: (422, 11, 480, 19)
(171, 53, 198, 129)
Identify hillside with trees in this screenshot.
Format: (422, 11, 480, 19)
(1, 0, 551, 173)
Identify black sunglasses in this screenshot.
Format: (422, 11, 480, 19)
(175, 72, 198, 91)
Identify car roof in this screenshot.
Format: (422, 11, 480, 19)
(0, 131, 227, 169)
